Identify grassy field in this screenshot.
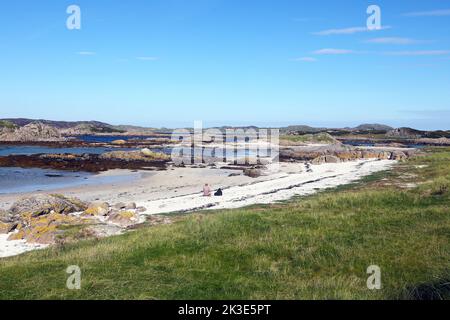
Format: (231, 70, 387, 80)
(280, 132, 338, 145)
(0, 149, 449, 300)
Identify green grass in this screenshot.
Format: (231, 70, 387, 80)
(1, 149, 450, 300)
(280, 132, 338, 145)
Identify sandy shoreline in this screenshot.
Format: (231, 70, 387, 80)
(1, 159, 395, 212)
(0, 159, 396, 258)
(136, 159, 395, 215)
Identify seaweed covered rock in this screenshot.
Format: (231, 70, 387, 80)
(141, 148, 169, 159)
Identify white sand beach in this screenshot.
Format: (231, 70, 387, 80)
(136, 159, 395, 215)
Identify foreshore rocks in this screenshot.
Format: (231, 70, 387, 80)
(311, 155, 340, 165)
(0, 151, 169, 172)
(107, 210, 140, 227)
(0, 210, 17, 234)
(280, 145, 412, 163)
(1, 195, 172, 245)
(387, 127, 422, 139)
(2, 195, 89, 243)
(9, 194, 87, 218)
(101, 149, 170, 161)
(0, 209, 15, 224)
(84, 202, 110, 216)
(0, 221, 17, 234)
(7, 212, 84, 244)
(243, 168, 262, 178)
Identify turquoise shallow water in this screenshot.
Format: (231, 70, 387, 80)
(0, 167, 138, 194)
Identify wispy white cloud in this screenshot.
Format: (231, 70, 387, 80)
(403, 9, 450, 17)
(291, 57, 317, 62)
(313, 26, 391, 36)
(77, 51, 96, 56)
(313, 49, 355, 55)
(384, 50, 450, 56)
(365, 37, 421, 45)
(136, 56, 159, 61)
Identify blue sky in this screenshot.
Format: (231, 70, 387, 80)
(0, 0, 449, 129)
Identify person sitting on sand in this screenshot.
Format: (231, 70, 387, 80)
(203, 183, 212, 197)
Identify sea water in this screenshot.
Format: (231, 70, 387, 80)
(0, 167, 138, 194)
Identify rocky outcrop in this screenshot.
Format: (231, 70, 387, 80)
(83, 202, 110, 216)
(391, 151, 407, 161)
(0, 122, 64, 142)
(244, 168, 262, 178)
(0, 153, 168, 172)
(107, 210, 140, 227)
(8, 212, 85, 244)
(60, 122, 125, 135)
(0, 209, 15, 223)
(0, 221, 17, 234)
(0, 209, 19, 234)
(1, 196, 158, 245)
(10, 194, 87, 218)
(280, 144, 414, 163)
(126, 202, 137, 210)
(2, 195, 88, 242)
(101, 149, 170, 161)
(311, 155, 340, 165)
(387, 127, 423, 139)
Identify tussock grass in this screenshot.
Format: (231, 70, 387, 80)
(0, 149, 450, 299)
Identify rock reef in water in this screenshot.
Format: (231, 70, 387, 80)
(0, 151, 169, 172)
(280, 144, 412, 163)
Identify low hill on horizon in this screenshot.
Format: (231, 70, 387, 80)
(0, 118, 125, 134)
(352, 123, 394, 131)
(2, 118, 449, 138)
